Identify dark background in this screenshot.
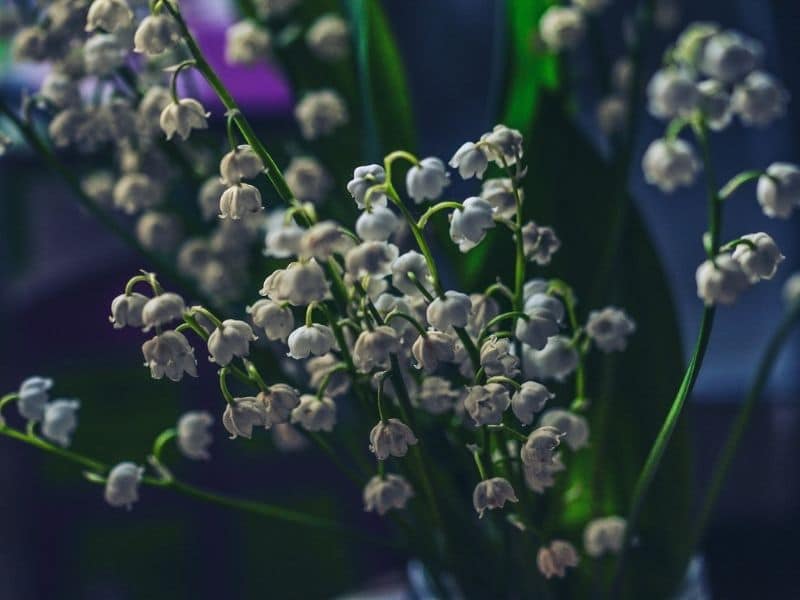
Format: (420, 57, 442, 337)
(1, 0, 799, 598)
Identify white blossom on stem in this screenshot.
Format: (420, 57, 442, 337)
(730, 233, 784, 282)
(142, 331, 198, 382)
(17, 376, 53, 422)
(449, 197, 495, 252)
(247, 299, 294, 342)
(540, 409, 590, 451)
(537, 540, 580, 579)
(473, 477, 518, 518)
(584, 516, 627, 558)
(695, 255, 749, 306)
(104, 462, 144, 510)
(177, 411, 214, 460)
(426, 291, 472, 331)
(369, 418, 418, 460)
(287, 324, 335, 359)
(405, 157, 450, 203)
(511, 381, 554, 425)
(363, 474, 413, 515)
(42, 399, 79, 447)
(109, 293, 148, 329)
(463, 383, 510, 426)
(223, 397, 268, 439)
(757, 163, 800, 219)
(585, 307, 636, 353)
(160, 99, 210, 141)
(207, 320, 257, 366)
(291, 394, 337, 432)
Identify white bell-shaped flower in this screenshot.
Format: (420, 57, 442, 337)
(294, 90, 348, 140)
(540, 409, 590, 451)
(480, 124, 524, 167)
(642, 138, 701, 193)
(757, 163, 800, 219)
(219, 184, 263, 220)
(426, 291, 472, 331)
(208, 319, 257, 366)
(699, 30, 763, 83)
(646, 68, 699, 120)
(731, 233, 784, 283)
(247, 299, 294, 342)
(695, 255, 750, 306)
(225, 20, 271, 65)
(539, 6, 585, 52)
(258, 384, 298, 426)
(109, 292, 148, 329)
(520, 425, 564, 467)
(416, 377, 460, 415)
(732, 71, 789, 127)
(480, 178, 519, 220)
(524, 453, 565, 493)
(141, 331, 198, 382)
(287, 324, 335, 359)
(697, 80, 733, 131)
(411, 331, 457, 372)
(306, 14, 349, 62)
(783, 272, 800, 308)
(113, 173, 164, 215)
(522, 336, 579, 381)
(347, 164, 387, 208)
(299, 220, 354, 260)
(222, 397, 268, 439)
(285, 156, 332, 204)
(473, 477, 519, 518)
(219, 145, 265, 185)
(345, 241, 399, 278)
(449, 197, 495, 252)
(353, 326, 399, 372)
(449, 141, 489, 180)
(467, 293, 500, 337)
(369, 418, 418, 460)
(160, 98, 210, 141)
(391, 251, 433, 297)
(291, 394, 337, 432)
(512, 381, 554, 425)
(463, 383, 510, 426)
(141, 293, 186, 331)
(584, 516, 627, 558)
(405, 157, 450, 203)
(17, 376, 53, 422)
(134, 14, 178, 55)
(85, 0, 132, 33)
(363, 474, 414, 515)
(522, 222, 561, 265)
(356, 206, 400, 242)
(516, 294, 563, 350)
(585, 307, 636, 353)
(42, 399, 80, 447)
(480, 336, 520, 377)
(537, 540, 580, 579)
(260, 259, 330, 305)
(177, 411, 214, 460)
(104, 462, 144, 510)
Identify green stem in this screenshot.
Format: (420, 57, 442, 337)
(151, 428, 177, 462)
(218, 367, 235, 404)
(417, 201, 463, 230)
(718, 170, 764, 201)
(385, 311, 428, 338)
(478, 311, 528, 343)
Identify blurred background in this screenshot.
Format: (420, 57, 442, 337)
(1, 0, 799, 598)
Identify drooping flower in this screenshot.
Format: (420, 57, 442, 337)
(85, 0, 133, 33)
(463, 383, 511, 426)
(113, 173, 164, 215)
(160, 99, 210, 141)
(405, 157, 450, 203)
(369, 418, 418, 460)
(520, 425, 564, 467)
(480, 336, 520, 378)
(109, 293, 148, 329)
(730, 232, 785, 283)
(344, 241, 399, 279)
(539, 6, 585, 52)
(177, 411, 214, 460)
(537, 540, 580, 579)
(219, 184, 263, 220)
(522, 335, 579, 381)
(449, 197, 495, 252)
(646, 68, 699, 120)
(695, 255, 750, 306)
(391, 251, 433, 297)
(294, 90, 348, 140)
(247, 299, 294, 342)
(134, 14, 178, 55)
(290, 394, 337, 432)
(584, 516, 627, 558)
(480, 178, 519, 220)
(259, 259, 330, 305)
(141, 331, 198, 382)
(642, 138, 701, 193)
(306, 14, 349, 62)
(225, 20, 271, 65)
(757, 163, 800, 219)
(207, 320, 257, 366)
(540, 409, 590, 451)
(732, 71, 789, 127)
(585, 307, 637, 353)
(356, 206, 400, 242)
(699, 30, 763, 83)
(287, 324, 335, 359)
(697, 80, 733, 131)
(515, 294, 563, 350)
(426, 291, 472, 331)
(521, 222, 561, 265)
(472, 477, 518, 518)
(411, 331, 457, 373)
(511, 381, 554, 426)
(480, 124, 524, 167)
(104, 462, 144, 509)
(353, 326, 399, 372)
(17, 376, 53, 422)
(284, 156, 332, 204)
(222, 397, 268, 439)
(363, 474, 414, 515)
(83, 33, 126, 76)
(347, 164, 387, 209)
(136, 212, 183, 254)
(41, 399, 80, 447)
(219, 145, 265, 185)
(142, 293, 186, 331)
(449, 142, 489, 180)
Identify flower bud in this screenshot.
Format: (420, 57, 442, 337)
(522, 222, 561, 265)
(260, 259, 330, 306)
(177, 411, 214, 460)
(405, 157, 450, 203)
(287, 324, 335, 359)
(520, 425, 564, 467)
(353, 326, 399, 372)
(134, 14, 178, 55)
(223, 397, 268, 439)
(449, 142, 489, 180)
(41, 399, 79, 447)
(416, 376, 460, 415)
(480, 178, 519, 220)
(160, 98, 210, 141)
(363, 474, 414, 515)
(219, 183, 264, 220)
(480, 336, 520, 377)
(700, 30, 762, 83)
(449, 197, 495, 252)
(732, 71, 789, 127)
(539, 6, 585, 52)
(695, 255, 749, 306)
(142, 293, 186, 331)
(757, 163, 800, 219)
(109, 292, 148, 329)
(247, 299, 294, 342)
(306, 14, 349, 62)
(522, 336, 579, 381)
(345, 241, 399, 278)
(537, 540, 580, 579)
(104, 462, 144, 509)
(642, 138, 701, 193)
(586, 307, 636, 353)
(142, 331, 198, 382)
(260, 384, 301, 426)
(473, 477, 518, 518)
(356, 206, 400, 241)
(646, 68, 699, 120)
(369, 418, 418, 460)
(411, 330, 457, 372)
(512, 381, 554, 425)
(540, 409, 590, 451)
(85, 0, 132, 33)
(285, 156, 332, 204)
(584, 516, 627, 558)
(207, 319, 257, 366)
(225, 20, 271, 65)
(294, 90, 348, 140)
(291, 394, 337, 432)
(17, 376, 53, 422)
(426, 291, 472, 331)
(347, 164, 387, 208)
(463, 383, 510, 426)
